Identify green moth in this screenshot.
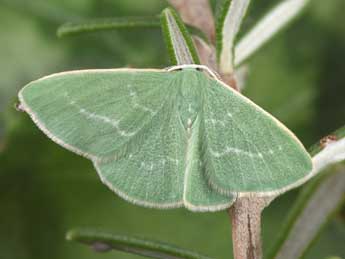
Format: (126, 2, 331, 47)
(18, 64, 312, 211)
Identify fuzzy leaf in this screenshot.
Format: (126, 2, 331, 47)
(268, 126, 345, 259)
(57, 17, 161, 37)
(161, 8, 200, 65)
(269, 169, 345, 259)
(234, 0, 310, 66)
(66, 228, 213, 259)
(167, 0, 216, 42)
(216, 0, 251, 74)
(57, 16, 208, 44)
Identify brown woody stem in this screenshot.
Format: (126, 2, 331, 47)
(229, 196, 273, 259)
(220, 73, 239, 91)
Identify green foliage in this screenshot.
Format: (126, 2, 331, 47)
(233, 0, 309, 66)
(216, 0, 251, 73)
(215, 0, 231, 61)
(57, 17, 161, 38)
(268, 168, 345, 259)
(160, 8, 200, 65)
(66, 228, 213, 259)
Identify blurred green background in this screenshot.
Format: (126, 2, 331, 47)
(0, 0, 344, 258)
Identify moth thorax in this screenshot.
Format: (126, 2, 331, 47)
(177, 83, 200, 129)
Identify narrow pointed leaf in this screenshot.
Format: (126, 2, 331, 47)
(268, 126, 345, 259)
(161, 8, 200, 65)
(57, 16, 208, 44)
(66, 228, 213, 259)
(57, 17, 161, 37)
(192, 36, 217, 70)
(216, 0, 251, 74)
(234, 0, 310, 66)
(167, 0, 216, 42)
(269, 169, 345, 259)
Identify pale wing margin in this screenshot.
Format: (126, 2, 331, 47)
(200, 73, 312, 196)
(18, 68, 174, 161)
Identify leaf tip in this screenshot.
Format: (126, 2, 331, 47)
(160, 6, 200, 65)
(65, 229, 77, 241)
(56, 25, 66, 38)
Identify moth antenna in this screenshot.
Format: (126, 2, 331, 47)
(166, 64, 221, 80)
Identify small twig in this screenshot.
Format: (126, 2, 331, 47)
(233, 65, 249, 92)
(192, 36, 217, 70)
(220, 73, 240, 91)
(229, 196, 274, 259)
(167, 0, 216, 43)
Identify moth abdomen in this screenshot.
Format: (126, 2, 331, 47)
(176, 70, 202, 129)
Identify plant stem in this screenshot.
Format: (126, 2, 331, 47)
(192, 36, 217, 70)
(220, 73, 239, 91)
(229, 196, 273, 259)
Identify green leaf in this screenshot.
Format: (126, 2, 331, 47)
(268, 169, 345, 259)
(66, 228, 213, 259)
(160, 8, 200, 65)
(56, 16, 209, 46)
(234, 0, 310, 67)
(216, 0, 251, 74)
(57, 17, 161, 37)
(268, 126, 345, 259)
(18, 67, 312, 210)
(167, 0, 216, 42)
